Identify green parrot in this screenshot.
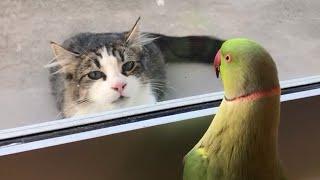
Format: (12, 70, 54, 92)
(183, 38, 286, 180)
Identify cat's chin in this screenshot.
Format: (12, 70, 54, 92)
(111, 96, 129, 104)
(70, 92, 156, 118)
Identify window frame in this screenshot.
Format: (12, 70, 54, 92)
(0, 75, 320, 156)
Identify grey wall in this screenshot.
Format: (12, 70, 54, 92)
(0, 96, 319, 180)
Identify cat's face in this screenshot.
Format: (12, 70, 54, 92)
(50, 39, 153, 110)
(76, 45, 145, 106)
(48, 19, 164, 117)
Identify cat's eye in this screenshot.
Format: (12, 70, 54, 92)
(87, 71, 106, 80)
(122, 61, 137, 74)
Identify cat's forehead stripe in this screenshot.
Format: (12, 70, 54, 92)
(107, 47, 124, 62)
(93, 59, 101, 69)
(119, 51, 124, 62)
(94, 51, 102, 58)
(113, 49, 124, 62)
(98, 46, 125, 63)
(99, 47, 119, 69)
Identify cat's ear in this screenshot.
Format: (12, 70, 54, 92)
(125, 17, 157, 48)
(46, 42, 78, 72)
(50, 42, 78, 62)
(125, 17, 141, 46)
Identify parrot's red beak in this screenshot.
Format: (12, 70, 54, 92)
(214, 49, 221, 78)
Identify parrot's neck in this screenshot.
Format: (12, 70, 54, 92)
(224, 86, 280, 102)
(199, 91, 283, 178)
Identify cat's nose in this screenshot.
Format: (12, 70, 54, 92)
(111, 82, 127, 94)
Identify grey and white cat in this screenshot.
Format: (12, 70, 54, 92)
(48, 18, 166, 118)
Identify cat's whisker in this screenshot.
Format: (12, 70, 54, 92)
(149, 88, 164, 94)
(147, 80, 166, 83)
(45, 58, 72, 69)
(44, 55, 64, 68)
(49, 66, 66, 75)
(148, 79, 176, 91)
(152, 86, 166, 92)
(140, 83, 166, 94)
(151, 83, 176, 93)
(143, 80, 166, 85)
(44, 61, 61, 68)
(166, 86, 177, 92)
(148, 82, 168, 88)
(129, 33, 158, 47)
(145, 79, 167, 83)
(142, 80, 172, 92)
(152, 86, 167, 90)
(47, 56, 59, 63)
(55, 98, 92, 119)
(149, 83, 166, 86)
(76, 98, 92, 105)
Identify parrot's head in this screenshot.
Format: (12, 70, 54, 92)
(214, 38, 279, 100)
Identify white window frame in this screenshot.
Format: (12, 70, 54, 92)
(0, 75, 319, 156)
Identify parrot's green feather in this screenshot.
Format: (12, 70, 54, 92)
(183, 148, 209, 180)
(183, 38, 286, 180)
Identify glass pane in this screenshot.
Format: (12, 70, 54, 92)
(0, 0, 319, 130)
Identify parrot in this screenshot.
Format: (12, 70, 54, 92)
(183, 38, 286, 180)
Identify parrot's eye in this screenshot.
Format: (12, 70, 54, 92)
(225, 55, 232, 63)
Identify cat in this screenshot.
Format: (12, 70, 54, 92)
(48, 18, 167, 118)
(47, 18, 223, 118)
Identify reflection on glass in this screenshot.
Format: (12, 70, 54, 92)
(0, 0, 319, 129)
